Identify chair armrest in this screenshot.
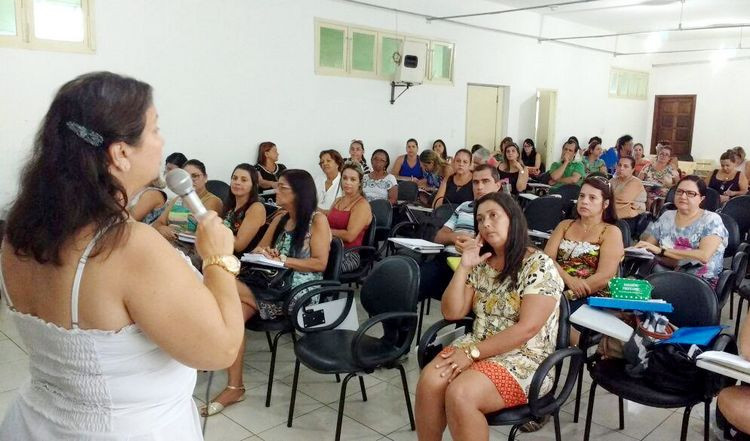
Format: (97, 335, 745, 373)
(711, 333, 737, 353)
(288, 286, 356, 334)
(706, 333, 740, 395)
(390, 221, 419, 238)
(417, 318, 474, 369)
(344, 245, 378, 262)
(351, 312, 418, 368)
(527, 346, 584, 417)
(283, 279, 342, 313)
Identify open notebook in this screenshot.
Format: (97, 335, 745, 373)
(696, 351, 750, 382)
(388, 238, 444, 253)
(241, 253, 285, 268)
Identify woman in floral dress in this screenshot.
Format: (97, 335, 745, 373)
(544, 176, 624, 317)
(415, 192, 564, 441)
(638, 145, 679, 212)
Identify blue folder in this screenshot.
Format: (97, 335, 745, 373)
(587, 297, 674, 313)
(660, 326, 726, 346)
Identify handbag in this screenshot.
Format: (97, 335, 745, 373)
(239, 265, 295, 320)
(644, 343, 705, 394)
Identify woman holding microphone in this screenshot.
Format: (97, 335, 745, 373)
(0, 72, 244, 439)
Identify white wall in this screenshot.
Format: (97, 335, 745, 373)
(0, 0, 653, 210)
(647, 58, 750, 161)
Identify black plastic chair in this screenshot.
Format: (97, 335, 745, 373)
(287, 255, 420, 441)
(720, 195, 750, 241)
(550, 184, 581, 219)
(581, 271, 726, 441)
(720, 213, 745, 319)
(338, 218, 378, 286)
(524, 195, 564, 233)
(244, 237, 344, 407)
(615, 219, 632, 248)
(397, 180, 419, 203)
(417, 298, 583, 441)
(369, 199, 393, 255)
(206, 179, 230, 208)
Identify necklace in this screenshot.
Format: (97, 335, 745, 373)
(579, 220, 602, 234)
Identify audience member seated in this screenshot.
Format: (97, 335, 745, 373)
(223, 163, 266, 254)
(632, 143, 650, 176)
(163, 152, 188, 199)
(548, 140, 585, 188)
(433, 149, 473, 208)
(602, 134, 634, 174)
(582, 139, 607, 176)
(432, 139, 451, 162)
(255, 141, 286, 191)
(392, 138, 425, 182)
(635, 175, 728, 288)
(544, 176, 623, 317)
(204, 169, 331, 416)
(346, 139, 371, 174)
(419, 149, 452, 192)
(472, 146, 491, 169)
(153, 159, 223, 242)
(362, 149, 398, 204)
(316, 149, 344, 212)
(610, 156, 647, 228)
(491, 136, 514, 165)
(127, 178, 167, 224)
(521, 138, 542, 177)
(496, 142, 528, 194)
(733, 146, 748, 177)
(415, 192, 563, 441)
(707, 149, 748, 204)
(717, 312, 750, 437)
(639, 145, 679, 210)
(327, 162, 373, 272)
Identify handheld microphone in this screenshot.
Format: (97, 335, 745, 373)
(165, 168, 208, 220)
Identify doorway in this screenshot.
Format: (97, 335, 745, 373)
(465, 84, 508, 152)
(535, 89, 557, 168)
(650, 95, 697, 160)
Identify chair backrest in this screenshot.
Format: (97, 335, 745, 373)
(363, 215, 377, 247)
(719, 212, 740, 257)
(645, 271, 719, 327)
(432, 203, 456, 227)
(369, 199, 393, 231)
(556, 296, 571, 350)
(549, 183, 581, 202)
(715, 269, 737, 311)
(732, 251, 748, 291)
(703, 187, 721, 212)
(615, 219, 632, 248)
(206, 180, 231, 207)
(360, 255, 420, 345)
(325, 238, 344, 281)
(721, 195, 750, 237)
(397, 181, 418, 202)
(524, 196, 564, 232)
(665, 186, 676, 204)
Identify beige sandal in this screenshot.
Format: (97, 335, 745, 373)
(200, 385, 246, 417)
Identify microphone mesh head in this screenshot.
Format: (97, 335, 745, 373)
(165, 168, 194, 197)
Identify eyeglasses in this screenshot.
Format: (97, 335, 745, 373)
(675, 189, 699, 198)
(278, 183, 292, 192)
(189, 173, 203, 180)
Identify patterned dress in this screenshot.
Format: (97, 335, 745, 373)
(640, 164, 678, 206)
(555, 222, 613, 312)
(450, 252, 563, 406)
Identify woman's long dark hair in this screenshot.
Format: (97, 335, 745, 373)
(473, 192, 530, 287)
(578, 176, 618, 224)
(225, 163, 259, 217)
(276, 169, 318, 257)
(5, 71, 153, 265)
(521, 138, 537, 164)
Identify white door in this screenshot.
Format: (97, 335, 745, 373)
(535, 89, 557, 169)
(465, 84, 506, 152)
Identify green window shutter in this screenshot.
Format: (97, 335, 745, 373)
(319, 25, 345, 69)
(380, 36, 401, 78)
(0, 0, 16, 36)
(351, 30, 375, 72)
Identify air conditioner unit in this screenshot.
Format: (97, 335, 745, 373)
(395, 40, 427, 84)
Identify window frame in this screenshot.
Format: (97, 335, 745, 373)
(0, 0, 95, 53)
(315, 20, 348, 77)
(377, 32, 404, 80)
(348, 26, 378, 79)
(609, 67, 648, 100)
(428, 40, 454, 84)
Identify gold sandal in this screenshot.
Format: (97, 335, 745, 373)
(200, 385, 246, 417)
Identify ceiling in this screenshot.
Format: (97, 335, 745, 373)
(483, 0, 750, 42)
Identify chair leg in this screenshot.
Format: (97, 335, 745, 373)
(416, 299, 426, 343)
(736, 298, 745, 337)
(265, 330, 286, 407)
(358, 375, 368, 401)
(553, 411, 562, 441)
(583, 382, 598, 441)
(680, 406, 694, 441)
(704, 400, 710, 441)
(396, 364, 416, 430)
(426, 297, 432, 315)
(508, 424, 521, 441)
(335, 373, 341, 383)
(573, 362, 584, 422)
(265, 331, 273, 351)
(335, 373, 357, 441)
(287, 359, 301, 427)
(618, 396, 625, 430)
(730, 290, 735, 320)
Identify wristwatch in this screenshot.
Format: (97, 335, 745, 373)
(279, 254, 288, 266)
(464, 343, 481, 361)
(202, 255, 241, 276)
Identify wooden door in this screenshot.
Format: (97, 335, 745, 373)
(650, 95, 697, 159)
(466, 84, 505, 151)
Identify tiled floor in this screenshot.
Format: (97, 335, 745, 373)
(0, 292, 740, 441)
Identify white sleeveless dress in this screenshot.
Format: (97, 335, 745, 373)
(0, 234, 203, 440)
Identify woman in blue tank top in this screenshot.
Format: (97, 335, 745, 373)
(391, 138, 425, 181)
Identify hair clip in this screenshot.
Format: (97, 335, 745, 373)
(66, 121, 104, 147)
